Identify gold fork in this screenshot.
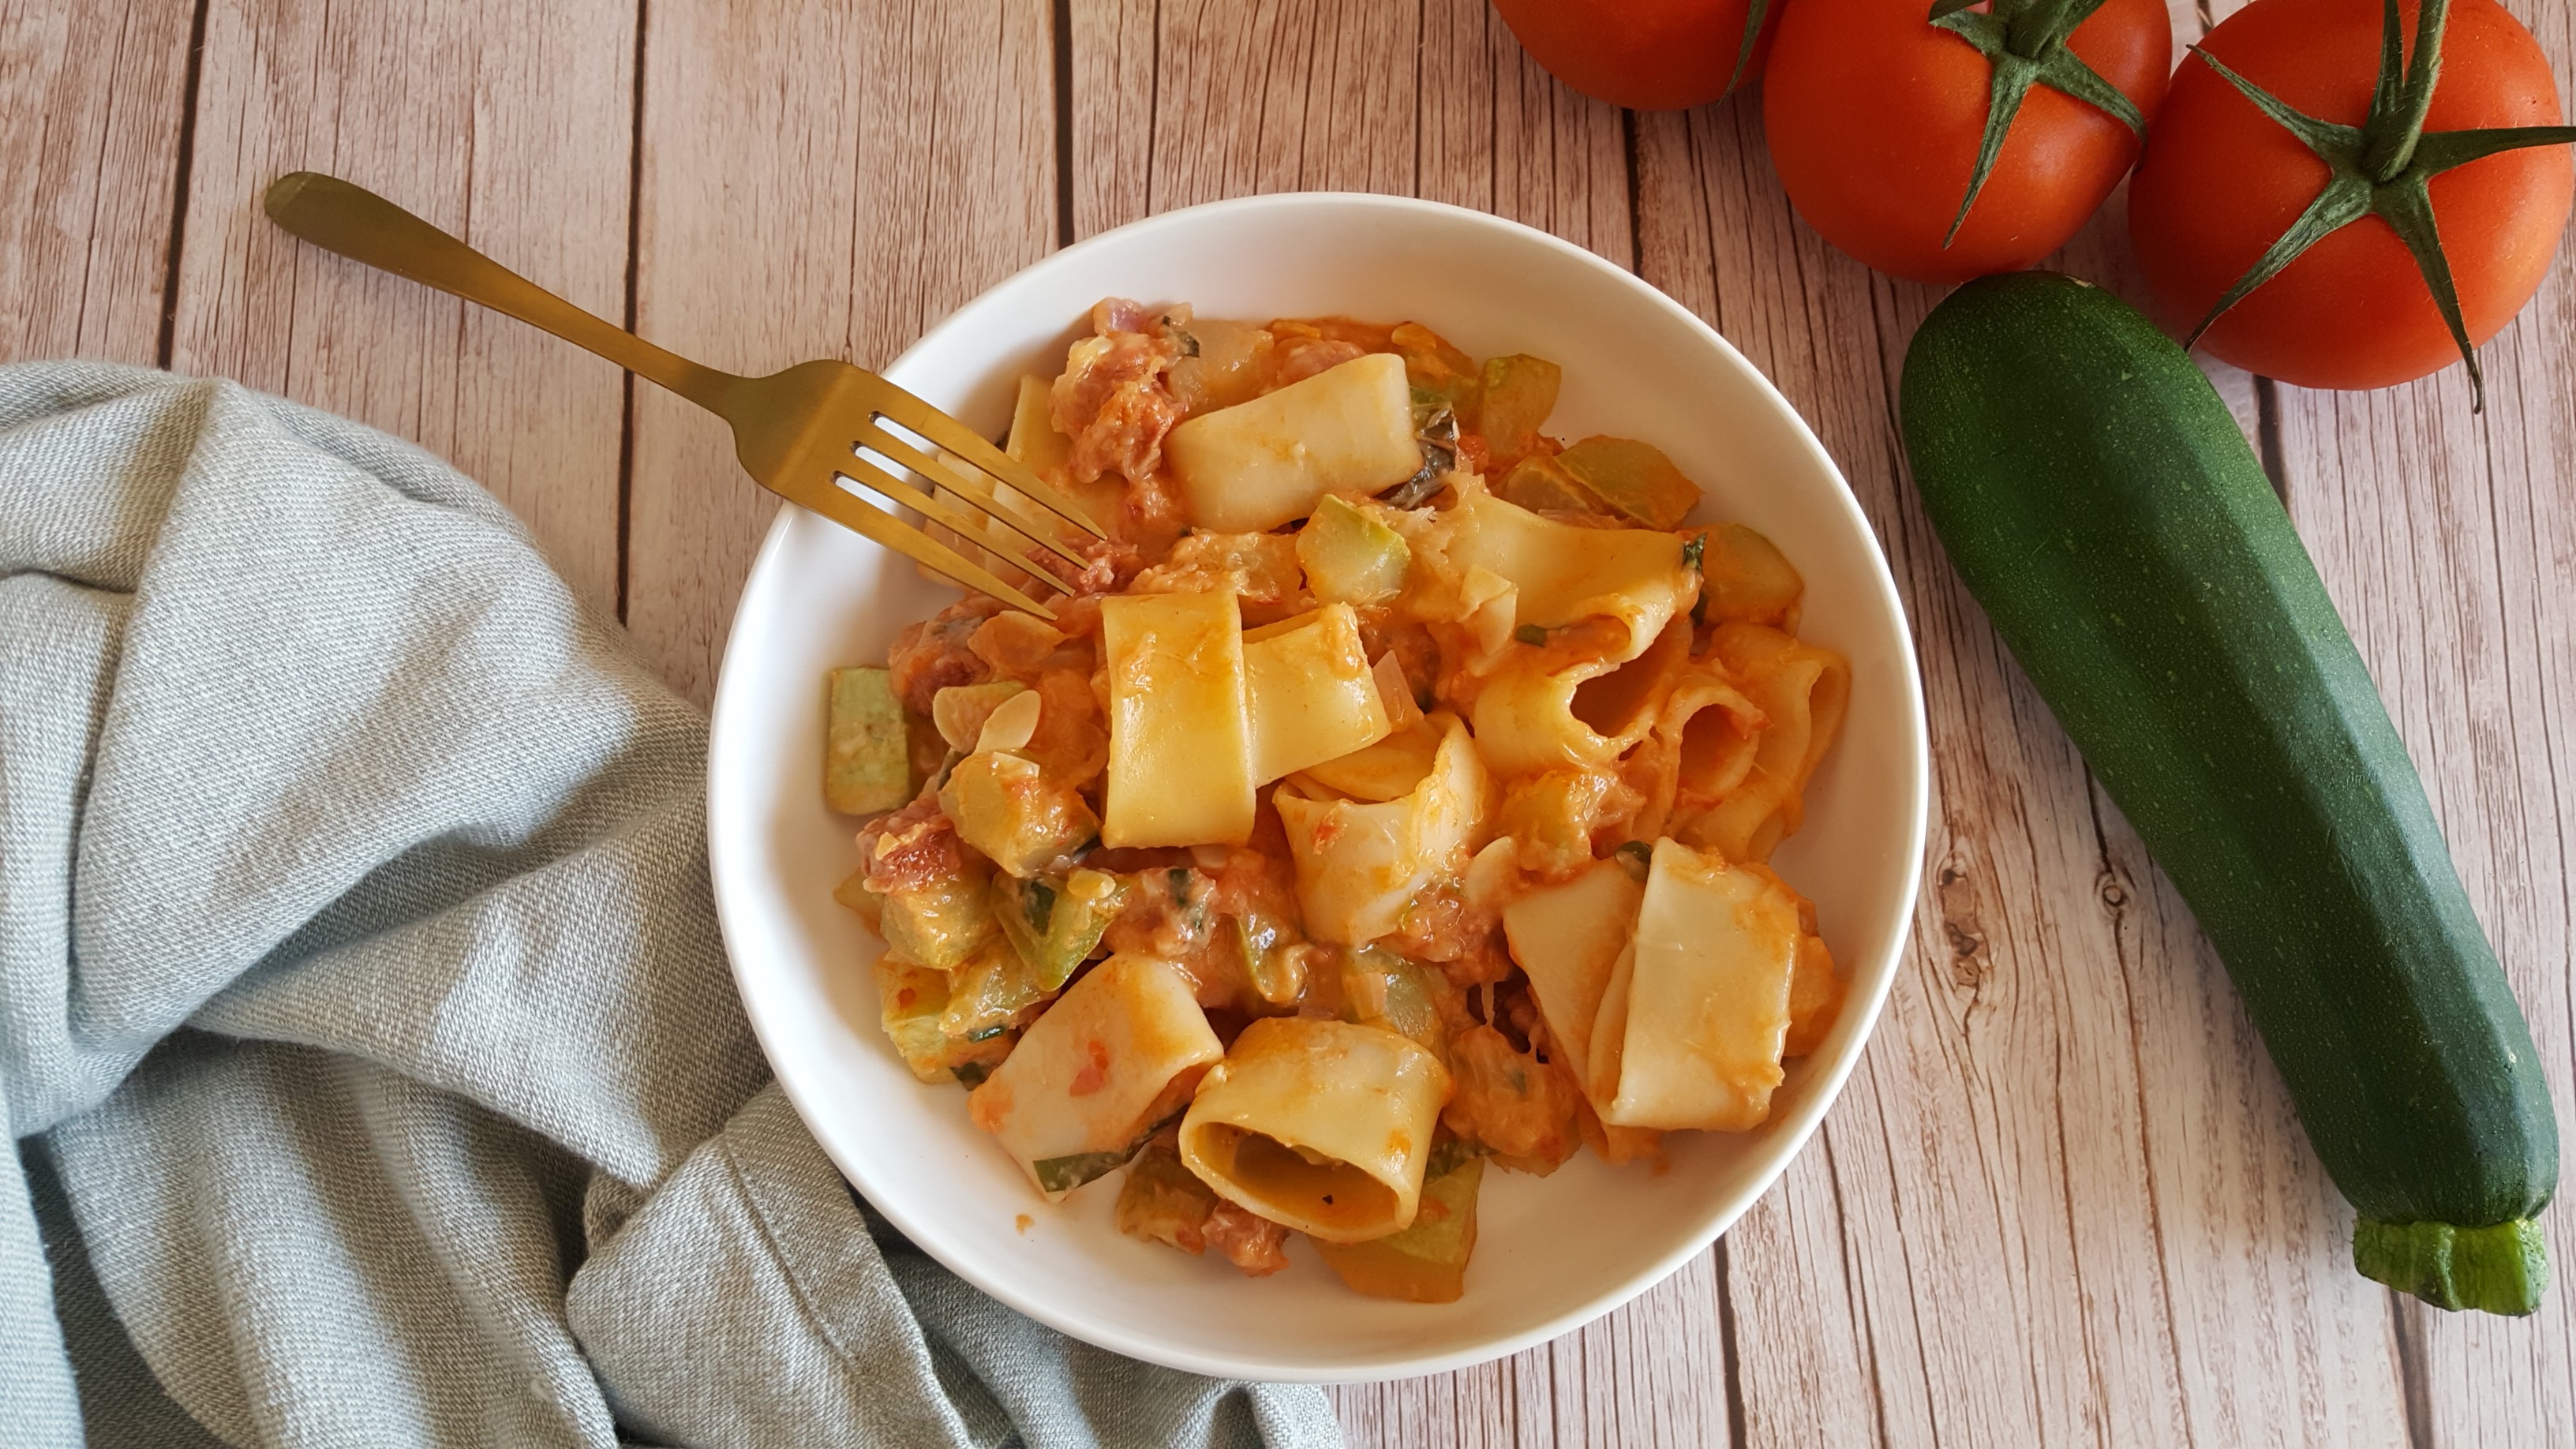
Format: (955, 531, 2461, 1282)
(262, 170, 1097, 617)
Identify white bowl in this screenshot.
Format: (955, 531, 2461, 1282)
(707, 193, 1930, 1383)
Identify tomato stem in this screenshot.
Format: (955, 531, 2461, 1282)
(2363, 0, 2451, 181)
(2183, 0, 2576, 410)
(1724, 0, 1773, 98)
(1927, 0, 2147, 247)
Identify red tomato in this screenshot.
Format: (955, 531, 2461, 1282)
(1762, 0, 2171, 284)
(1489, 0, 1779, 111)
(2129, 0, 2572, 391)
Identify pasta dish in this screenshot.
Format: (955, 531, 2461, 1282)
(824, 301, 1849, 1302)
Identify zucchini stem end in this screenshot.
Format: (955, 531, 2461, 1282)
(2354, 1217, 2551, 1316)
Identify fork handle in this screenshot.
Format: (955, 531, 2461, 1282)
(264, 171, 742, 415)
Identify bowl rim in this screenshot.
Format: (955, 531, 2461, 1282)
(706, 189, 1932, 1383)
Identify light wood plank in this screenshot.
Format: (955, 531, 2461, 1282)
(167, 0, 635, 620)
(0, 0, 195, 364)
(1416, 0, 1629, 265)
(1069, 0, 1418, 237)
(623, 0, 1054, 704)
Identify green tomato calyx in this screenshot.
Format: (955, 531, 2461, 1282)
(2184, 0, 2576, 410)
(1927, 0, 2149, 247)
(1726, 0, 1773, 99)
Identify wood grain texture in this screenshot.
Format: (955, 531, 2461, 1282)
(1071, 0, 1421, 238)
(623, 0, 1054, 703)
(0, 0, 195, 363)
(163, 0, 636, 619)
(10, 0, 2570, 1442)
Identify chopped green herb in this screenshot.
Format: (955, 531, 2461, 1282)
(993, 869, 1125, 990)
(953, 1061, 990, 1089)
(1424, 1135, 1491, 1181)
(965, 1023, 1011, 1043)
(1681, 533, 1706, 572)
(1615, 840, 1653, 882)
(1514, 623, 1548, 647)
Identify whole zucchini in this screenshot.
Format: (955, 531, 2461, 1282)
(1899, 271, 2557, 1315)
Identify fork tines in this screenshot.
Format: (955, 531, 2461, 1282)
(814, 395, 1107, 619)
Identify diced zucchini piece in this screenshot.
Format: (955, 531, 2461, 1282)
(1116, 1139, 1220, 1253)
(877, 958, 955, 1081)
(878, 856, 998, 972)
(1166, 354, 1421, 533)
(1309, 1156, 1485, 1303)
(1556, 436, 1703, 531)
(1496, 769, 1626, 882)
(940, 751, 1099, 879)
(1166, 317, 1275, 416)
(1391, 323, 1481, 429)
(1339, 945, 1445, 1059)
(1495, 453, 1600, 516)
(874, 957, 1012, 1084)
(826, 667, 915, 815)
(994, 867, 1129, 989)
(1241, 603, 1391, 785)
(1100, 590, 1255, 848)
(1700, 522, 1804, 627)
(1296, 495, 1412, 605)
(939, 935, 1054, 1042)
(932, 680, 1030, 754)
(966, 954, 1225, 1201)
(1477, 354, 1561, 471)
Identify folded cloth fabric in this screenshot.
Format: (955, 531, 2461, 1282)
(0, 362, 1342, 1449)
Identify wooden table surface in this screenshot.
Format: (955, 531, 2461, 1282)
(6, 1, 2569, 1443)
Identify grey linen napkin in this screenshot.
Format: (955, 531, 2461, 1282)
(0, 361, 1342, 1449)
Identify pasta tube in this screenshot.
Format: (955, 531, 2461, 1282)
(1273, 713, 1492, 944)
(1100, 589, 1255, 848)
(1472, 616, 1690, 777)
(1681, 623, 1851, 864)
(1178, 1017, 1451, 1242)
(1447, 492, 1690, 659)
(1598, 839, 1800, 1131)
(1293, 713, 1443, 803)
(1241, 603, 1391, 784)
(968, 954, 1225, 1200)
(1623, 666, 1766, 842)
